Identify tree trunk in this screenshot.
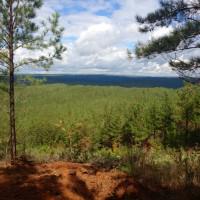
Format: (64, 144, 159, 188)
(9, 70, 16, 163)
(8, 0, 17, 163)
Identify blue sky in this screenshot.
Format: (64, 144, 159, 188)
(18, 0, 179, 76)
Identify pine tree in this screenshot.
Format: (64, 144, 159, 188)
(177, 84, 200, 145)
(0, 0, 66, 163)
(121, 104, 148, 146)
(147, 103, 161, 139)
(160, 93, 177, 146)
(98, 108, 122, 149)
(121, 113, 135, 147)
(134, 0, 200, 82)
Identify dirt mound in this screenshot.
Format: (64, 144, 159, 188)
(1, 161, 200, 200)
(0, 161, 141, 200)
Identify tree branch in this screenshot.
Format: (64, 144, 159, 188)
(14, 56, 51, 69)
(0, 37, 9, 47)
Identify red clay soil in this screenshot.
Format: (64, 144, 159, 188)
(0, 161, 138, 200)
(0, 161, 200, 200)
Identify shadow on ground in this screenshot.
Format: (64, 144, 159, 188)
(0, 161, 200, 200)
(0, 161, 66, 200)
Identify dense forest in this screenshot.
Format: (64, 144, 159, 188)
(0, 82, 200, 188)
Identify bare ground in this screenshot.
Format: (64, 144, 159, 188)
(0, 161, 200, 200)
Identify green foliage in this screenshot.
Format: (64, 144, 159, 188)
(136, 21, 200, 58)
(97, 108, 122, 149)
(0, 74, 8, 92)
(123, 144, 200, 188)
(26, 123, 66, 147)
(0, 0, 66, 71)
(0, 84, 199, 166)
(134, 0, 200, 81)
(121, 104, 148, 146)
(177, 84, 200, 145)
(90, 148, 122, 169)
(121, 113, 136, 146)
(0, 0, 66, 162)
(147, 102, 161, 138)
(160, 93, 177, 146)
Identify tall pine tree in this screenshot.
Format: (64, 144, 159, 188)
(0, 0, 66, 163)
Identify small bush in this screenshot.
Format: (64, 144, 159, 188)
(90, 148, 123, 169)
(123, 143, 200, 188)
(26, 123, 66, 147)
(25, 144, 66, 162)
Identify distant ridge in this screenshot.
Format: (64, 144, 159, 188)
(17, 74, 183, 88)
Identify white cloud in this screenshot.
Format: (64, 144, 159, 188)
(75, 23, 120, 56)
(151, 26, 174, 39)
(17, 0, 178, 76)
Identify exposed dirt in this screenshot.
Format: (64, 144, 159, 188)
(0, 160, 138, 200)
(0, 161, 200, 200)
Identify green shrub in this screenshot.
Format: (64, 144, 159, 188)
(90, 148, 122, 169)
(123, 144, 200, 188)
(26, 123, 66, 147)
(25, 144, 66, 162)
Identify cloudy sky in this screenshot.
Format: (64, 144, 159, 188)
(20, 0, 178, 76)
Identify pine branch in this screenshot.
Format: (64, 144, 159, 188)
(136, 21, 200, 57)
(134, 0, 200, 81)
(137, 1, 200, 32)
(14, 56, 52, 69)
(0, 36, 9, 47)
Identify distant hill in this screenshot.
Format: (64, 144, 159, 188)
(18, 74, 183, 88)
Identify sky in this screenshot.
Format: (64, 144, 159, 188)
(19, 0, 179, 76)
